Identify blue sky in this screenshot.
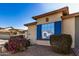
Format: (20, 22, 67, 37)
(0, 3, 79, 29)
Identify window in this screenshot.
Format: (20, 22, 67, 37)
(37, 21, 61, 40)
(42, 23, 54, 39)
(46, 18, 49, 22)
(63, 13, 68, 16)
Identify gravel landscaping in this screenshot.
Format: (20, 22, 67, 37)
(0, 45, 74, 56)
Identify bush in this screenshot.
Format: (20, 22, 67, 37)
(26, 39, 30, 47)
(50, 34, 72, 54)
(4, 35, 30, 53)
(4, 42, 8, 50)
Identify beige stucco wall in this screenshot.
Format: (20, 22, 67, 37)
(62, 17, 75, 48)
(25, 31, 27, 38)
(37, 12, 62, 25)
(27, 25, 36, 44)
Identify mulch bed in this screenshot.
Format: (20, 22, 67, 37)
(0, 45, 74, 56)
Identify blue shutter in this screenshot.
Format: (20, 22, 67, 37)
(54, 21, 62, 35)
(37, 25, 42, 40)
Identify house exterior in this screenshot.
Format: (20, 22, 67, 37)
(24, 6, 79, 48)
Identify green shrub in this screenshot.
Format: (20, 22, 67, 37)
(50, 34, 72, 54)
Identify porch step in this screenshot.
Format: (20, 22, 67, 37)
(36, 40, 50, 46)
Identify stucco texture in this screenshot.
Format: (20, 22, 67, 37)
(62, 17, 75, 48)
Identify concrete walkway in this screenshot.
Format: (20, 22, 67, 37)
(0, 45, 74, 56)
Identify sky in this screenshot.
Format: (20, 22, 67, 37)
(0, 3, 79, 29)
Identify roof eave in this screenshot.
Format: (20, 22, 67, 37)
(24, 22, 37, 26)
(32, 6, 69, 20)
(62, 12, 79, 20)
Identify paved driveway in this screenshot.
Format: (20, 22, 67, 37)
(0, 45, 74, 56)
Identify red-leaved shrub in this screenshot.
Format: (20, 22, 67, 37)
(4, 35, 30, 53)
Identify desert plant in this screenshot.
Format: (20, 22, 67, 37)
(50, 34, 72, 54)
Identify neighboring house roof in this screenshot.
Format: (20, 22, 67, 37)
(0, 27, 15, 30)
(0, 29, 10, 33)
(32, 6, 69, 20)
(62, 12, 79, 20)
(24, 22, 37, 26)
(0, 27, 26, 34)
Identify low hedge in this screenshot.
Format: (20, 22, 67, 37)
(50, 34, 72, 54)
